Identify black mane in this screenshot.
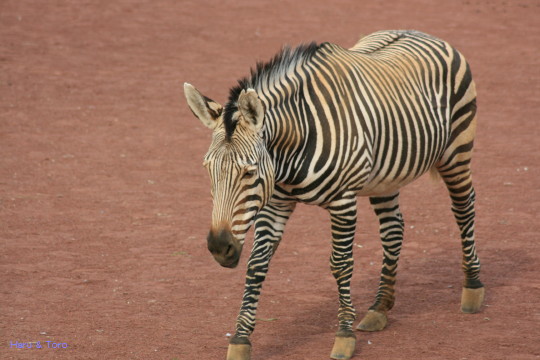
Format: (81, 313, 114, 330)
(223, 42, 321, 139)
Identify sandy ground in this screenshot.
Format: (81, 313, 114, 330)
(1, 0, 539, 359)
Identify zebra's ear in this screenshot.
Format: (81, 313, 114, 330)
(184, 83, 223, 129)
(237, 89, 265, 133)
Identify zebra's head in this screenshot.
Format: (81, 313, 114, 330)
(184, 83, 275, 268)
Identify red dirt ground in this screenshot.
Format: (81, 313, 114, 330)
(1, 1, 539, 359)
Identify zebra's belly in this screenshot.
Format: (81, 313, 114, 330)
(351, 150, 439, 197)
(276, 164, 430, 204)
(353, 172, 426, 197)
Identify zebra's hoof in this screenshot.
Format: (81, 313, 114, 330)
(356, 310, 387, 332)
(330, 331, 356, 359)
(461, 286, 485, 313)
(226, 343, 251, 360)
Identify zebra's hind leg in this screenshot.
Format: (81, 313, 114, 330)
(438, 70, 483, 312)
(327, 194, 358, 360)
(437, 159, 484, 313)
(357, 192, 403, 332)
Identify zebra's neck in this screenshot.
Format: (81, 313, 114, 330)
(225, 43, 326, 187)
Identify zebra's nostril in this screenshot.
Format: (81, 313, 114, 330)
(224, 244, 233, 257)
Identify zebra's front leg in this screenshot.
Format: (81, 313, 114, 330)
(227, 201, 295, 360)
(358, 192, 404, 332)
(327, 195, 358, 360)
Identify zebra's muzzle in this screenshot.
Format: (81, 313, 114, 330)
(207, 227, 242, 268)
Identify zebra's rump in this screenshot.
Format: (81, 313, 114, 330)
(349, 30, 443, 54)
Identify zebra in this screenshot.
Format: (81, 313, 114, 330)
(184, 30, 484, 360)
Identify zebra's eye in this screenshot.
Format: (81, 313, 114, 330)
(242, 165, 257, 179)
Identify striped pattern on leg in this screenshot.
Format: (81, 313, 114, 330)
(369, 192, 404, 312)
(438, 161, 482, 290)
(232, 201, 295, 341)
(327, 195, 357, 333)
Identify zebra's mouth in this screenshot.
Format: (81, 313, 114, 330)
(219, 257, 240, 269)
(213, 249, 241, 268)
